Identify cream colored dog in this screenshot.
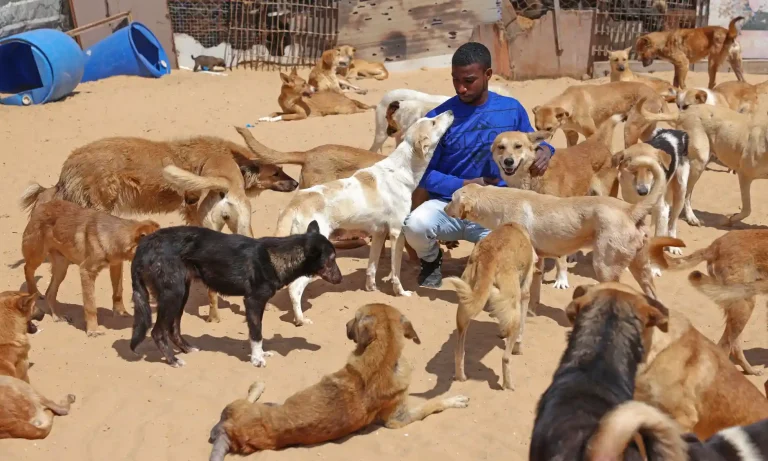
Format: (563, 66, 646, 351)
(608, 47, 677, 101)
(640, 98, 768, 227)
(443, 155, 666, 299)
(275, 111, 455, 325)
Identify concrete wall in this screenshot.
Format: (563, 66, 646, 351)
(709, 0, 768, 59)
(0, 0, 73, 38)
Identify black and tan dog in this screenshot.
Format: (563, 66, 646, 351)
(529, 282, 673, 461)
(208, 303, 469, 459)
(129, 220, 342, 368)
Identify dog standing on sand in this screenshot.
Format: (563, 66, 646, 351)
(191, 55, 227, 72)
(129, 221, 342, 368)
(22, 200, 160, 337)
(445, 223, 536, 391)
(208, 303, 469, 460)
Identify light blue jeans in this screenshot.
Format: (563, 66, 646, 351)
(403, 199, 491, 263)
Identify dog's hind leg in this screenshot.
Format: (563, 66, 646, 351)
(244, 291, 274, 367)
(552, 256, 570, 289)
(109, 263, 130, 317)
(682, 141, 708, 226)
(384, 394, 470, 429)
(80, 267, 104, 337)
(718, 298, 761, 375)
(21, 235, 45, 298)
(564, 130, 580, 147)
(170, 278, 198, 354)
(727, 172, 754, 226)
(288, 276, 313, 326)
(365, 231, 387, 292)
(628, 244, 658, 300)
(727, 42, 745, 82)
(385, 228, 411, 296)
(152, 280, 187, 368)
(44, 252, 70, 323)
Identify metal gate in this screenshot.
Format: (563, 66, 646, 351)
(591, 0, 709, 61)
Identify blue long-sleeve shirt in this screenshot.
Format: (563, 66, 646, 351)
(419, 91, 555, 201)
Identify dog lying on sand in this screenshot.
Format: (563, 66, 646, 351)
(208, 303, 469, 459)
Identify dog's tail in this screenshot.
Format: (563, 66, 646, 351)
(130, 267, 152, 352)
(163, 165, 231, 193)
(648, 237, 711, 271)
(234, 126, 308, 165)
(588, 401, 687, 461)
(19, 182, 57, 215)
(627, 156, 667, 224)
(191, 54, 196, 60)
(590, 113, 626, 149)
(445, 271, 500, 330)
(727, 16, 745, 41)
(755, 79, 768, 94)
(638, 96, 680, 124)
(353, 99, 374, 111)
(688, 270, 768, 303)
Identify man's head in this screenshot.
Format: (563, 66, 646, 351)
(451, 42, 493, 105)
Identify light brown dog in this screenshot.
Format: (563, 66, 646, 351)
(608, 47, 677, 101)
(0, 291, 39, 382)
(0, 376, 75, 440)
(676, 79, 768, 115)
(207, 303, 469, 459)
(22, 200, 160, 337)
(259, 67, 373, 123)
(648, 231, 768, 376)
(19, 135, 297, 324)
(308, 47, 367, 95)
(337, 45, 389, 81)
(639, 97, 768, 227)
(443, 155, 667, 300)
(445, 223, 535, 391)
(634, 17, 745, 89)
(632, 285, 768, 439)
(533, 81, 665, 147)
(491, 115, 622, 289)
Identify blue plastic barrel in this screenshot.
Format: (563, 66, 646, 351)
(0, 29, 85, 106)
(81, 21, 171, 83)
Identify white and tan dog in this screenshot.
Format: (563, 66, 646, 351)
(275, 111, 455, 326)
(443, 155, 667, 300)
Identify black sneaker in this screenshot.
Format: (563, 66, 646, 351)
(418, 249, 443, 288)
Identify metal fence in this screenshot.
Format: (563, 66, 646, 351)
(167, 0, 339, 70)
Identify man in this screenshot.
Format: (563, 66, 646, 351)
(403, 42, 556, 288)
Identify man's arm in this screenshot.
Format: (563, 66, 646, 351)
(517, 103, 555, 155)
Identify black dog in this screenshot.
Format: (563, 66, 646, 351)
(529, 284, 671, 461)
(129, 221, 342, 368)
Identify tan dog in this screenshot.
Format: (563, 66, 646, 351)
(676, 79, 768, 115)
(336, 44, 389, 81)
(445, 223, 535, 390)
(207, 303, 469, 459)
(635, 17, 745, 89)
(639, 97, 768, 227)
(259, 68, 372, 123)
(533, 81, 664, 147)
(308, 47, 367, 95)
(491, 115, 622, 289)
(608, 47, 677, 101)
(0, 291, 39, 382)
(22, 200, 160, 336)
(648, 231, 768, 376)
(443, 155, 667, 300)
(0, 376, 75, 440)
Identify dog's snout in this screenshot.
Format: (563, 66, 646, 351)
(617, 64, 625, 71)
(636, 184, 650, 196)
(503, 158, 515, 167)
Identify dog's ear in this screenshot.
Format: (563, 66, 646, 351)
(240, 162, 262, 189)
(400, 314, 421, 344)
(527, 130, 550, 145)
(623, 46, 632, 56)
(611, 151, 626, 168)
(635, 36, 649, 50)
(133, 221, 160, 243)
(290, 66, 298, 76)
(307, 220, 320, 234)
(279, 72, 291, 84)
(387, 100, 400, 112)
(554, 107, 570, 121)
(322, 50, 334, 66)
(693, 90, 708, 104)
(565, 285, 593, 325)
(641, 296, 670, 333)
(532, 105, 540, 115)
(16, 292, 37, 314)
(417, 135, 431, 156)
(348, 314, 376, 348)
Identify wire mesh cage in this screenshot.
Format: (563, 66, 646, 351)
(167, 0, 340, 70)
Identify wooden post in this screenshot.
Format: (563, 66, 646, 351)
(552, 0, 564, 54)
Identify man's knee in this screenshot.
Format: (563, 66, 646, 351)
(403, 203, 440, 242)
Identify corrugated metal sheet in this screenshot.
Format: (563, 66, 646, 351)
(337, 0, 502, 62)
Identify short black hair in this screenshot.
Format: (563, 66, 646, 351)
(452, 42, 492, 70)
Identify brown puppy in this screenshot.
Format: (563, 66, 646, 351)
(634, 17, 745, 89)
(308, 47, 368, 95)
(337, 45, 390, 81)
(445, 223, 536, 390)
(22, 200, 160, 337)
(259, 68, 373, 123)
(533, 81, 665, 147)
(648, 231, 768, 376)
(191, 54, 227, 72)
(208, 303, 469, 459)
(0, 291, 39, 382)
(0, 376, 75, 440)
(608, 47, 677, 101)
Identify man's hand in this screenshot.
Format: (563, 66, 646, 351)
(530, 146, 551, 177)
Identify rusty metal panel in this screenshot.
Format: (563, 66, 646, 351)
(337, 0, 502, 62)
(507, 9, 594, 80)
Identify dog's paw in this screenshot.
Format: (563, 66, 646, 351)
(503, 381, 516, 391)
(566, 254, 578, 263)
(395, 288, 413, 297)
(170, 357, 186, 368)
(453, 372, 467, 382)
(67, 394, 76, 404)
(552, 276, 569, 290)
(666, 246, 683, 256)
(682, 215, 702, 227)
(113, 307, 131, 317)
(294, 316, 313, 326)
(651, 267, 663, 278)
(186, 346, 200, 353)
(206, 313, 221, 323)
(364, 282, 378, 292)
(250, 351, 274, 368)
(86, 327, 106, 338)
(445, 395, 470, 408)
(511, 341, 523, 355)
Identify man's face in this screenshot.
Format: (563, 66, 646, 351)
(452, 63, 491, 105)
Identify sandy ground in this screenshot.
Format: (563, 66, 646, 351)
(0, 66, 767, 460)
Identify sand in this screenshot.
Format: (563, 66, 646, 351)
(0, 66, 766, 461)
